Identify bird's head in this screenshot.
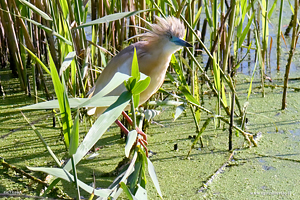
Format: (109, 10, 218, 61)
(143, 16, 192, 54)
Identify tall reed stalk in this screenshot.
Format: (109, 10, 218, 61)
(282, 0, 298, 110)
(277, 0, 284, 71)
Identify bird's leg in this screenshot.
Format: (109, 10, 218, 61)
(115, 118, 149, 157)
(121, 111, 147, 141)
(138, 138, 149, 157)
(115, 119, 129, 134)
(139, 137, 148, 145)
(118, 111, 148, 155)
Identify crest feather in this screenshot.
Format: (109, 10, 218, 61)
(142, 16, 185, 41)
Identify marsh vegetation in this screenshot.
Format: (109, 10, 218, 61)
(1, 0, 300, 199)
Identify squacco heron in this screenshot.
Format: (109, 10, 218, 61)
(90, 16, 192, 154)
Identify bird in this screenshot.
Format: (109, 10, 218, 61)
(89, 16, 192, 116)
(89, 16, 192, 154)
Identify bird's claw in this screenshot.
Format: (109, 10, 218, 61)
(138, 138, 148, 157)
(117, 111, 149, 157)
(136, 127, 147, 141)
(122, 111, 148, 142)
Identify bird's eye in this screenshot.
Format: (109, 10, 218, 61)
(170, 35, 173, 39)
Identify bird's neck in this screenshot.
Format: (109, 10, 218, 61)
(151, 40, 179, 57)
(139, 40, 175, 76)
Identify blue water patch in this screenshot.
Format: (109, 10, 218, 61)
(289, 129, 300, 137)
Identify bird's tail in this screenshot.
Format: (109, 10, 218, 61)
(87, 107, 107, 118)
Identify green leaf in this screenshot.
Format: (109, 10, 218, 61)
(61, 76, 72, 149)
(133, 94, 140, 108)
(148, 100, 183, 107)
(166, 71, 175, 82)
(193, 7, 202, 28)
(288, 0, 294, 14)
(147, 158, 163, 198)
(170, 54, 186, 86)
(188, 117, 212, 157)
(247, 57, 258, 100)
(60, 51, 76, 76)
(139, 72, 149, 80)
(179, 56, 190, 70)
(135, 184, 147, 199)
(100, 51, 107, 67)
(79, 72, 130, 108)
(63, 91, 132, 171)
(21, 112, 61, 166)
(128, 78, 137, 91)
(110, 153, 139, 199)
(132, 77, 151, 94)
(58, 0, 69, 18)
(178, 86, 200, 106)
(128, 161, 142, 192)
(22, 45, 51, 75)
(19, 0, 52, 21)
(119, 182, 135, 200)
(204, 0, 213, 27)
(268, 0, 278, 18)
(75, 10, 149, 29)
(174, 106, 185, 121)
(21, 17, 72, 45)
(125, 130, 137, 158)
(195, 108, 201, 124)
(69, 110, 79, 155)
(138, 147, 147, 188)
(52, 32, 72, 46)
(238, 12, 255, 49)
(221, 82, 228, 108)
(212, 54, 220, 91)
(193, 70, 200, 107)
(43, 178, 60, 196)
(20, 97, 118, 110)
(49, 50, 63, 113)
(28, 167, 110, 197)
(131, 48, 140, 80)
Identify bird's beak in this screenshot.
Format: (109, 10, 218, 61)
(173, 37, 193, 47)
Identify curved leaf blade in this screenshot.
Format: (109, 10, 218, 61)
(63, 91, 132, 171)
(174, 106, 185, 121)
(147, 158, 163, 199)
(28, 167, 110, 197)
(69, 110, 79, 155)
(75, 10, 149, 29)
(132, 77, 151, 95)
(19, 0, 52, 21)
(22, 44, 51, 75)
(20, 97, 119, 110)
(178, 86, 200, 106)
(125, 130, 137, 158)
(119, 182, 135, 200)
(79, 72, 130, 108)
(60, 51, 76, 76)
(135, 184, 147, 199)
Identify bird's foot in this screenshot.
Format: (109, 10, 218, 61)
(136, 127, 147, 142)
(116, 115, 149, 157)
(122, 111, 147, 141)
